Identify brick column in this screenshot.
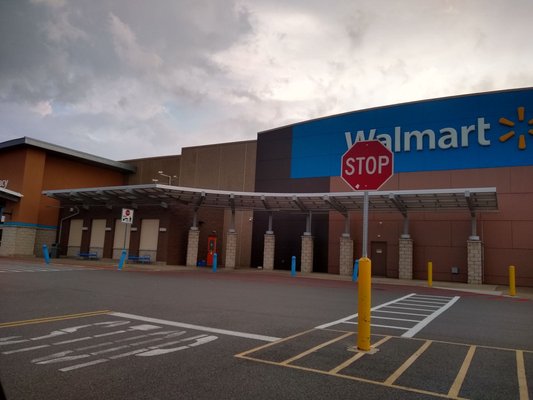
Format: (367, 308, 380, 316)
(225, 231, 238, 269)
(263, 232, 275, 270)
(339, 235, 354, 276)
(467, 240, 483, 284)
(300, 235, 314, 273)
(398, 238, 413, 280)
(186, 228, 200, 267)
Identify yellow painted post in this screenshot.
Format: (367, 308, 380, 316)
(357, 257, 371, 351)
(428, 261, 433, 287)
(509, 265, 516, 296)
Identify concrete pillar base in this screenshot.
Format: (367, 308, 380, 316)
(398, 238, 413, 280)
(263, 233, 275, 270)
(467, 240, 483, 284)
(339, 236, 354, 276)
(186, 228, 200, 267)
(225, 231, 238, 269)
(301, 235, 314, 273)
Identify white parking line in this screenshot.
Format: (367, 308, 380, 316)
(109, 312, 281, 342)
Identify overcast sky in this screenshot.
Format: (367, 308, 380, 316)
(1, 0, 532, 161)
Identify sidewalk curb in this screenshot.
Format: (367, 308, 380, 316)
(2, 256, 532, 300)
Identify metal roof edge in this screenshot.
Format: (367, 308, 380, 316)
(42, 183, 497, 199)
(0, 137, 136, 174)
(0, 187, 24, 202)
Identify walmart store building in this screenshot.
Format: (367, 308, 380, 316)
(0, 88, 532, 286)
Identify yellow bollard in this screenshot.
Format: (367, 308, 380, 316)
(509, 265, 516, 296)
(357, 257, 372, 351)
(428, 261, 433, 287)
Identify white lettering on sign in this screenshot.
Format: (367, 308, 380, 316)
(0, 180, 8, 189)
(344, 155, 391, 176)
(344, 117, 492, 152)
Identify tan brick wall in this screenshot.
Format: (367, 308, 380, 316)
(186, 228, 200, 267)
(301, 235, 314, 273)
(263, 233, 275, 270)
(399, 238, 413, 280)
(0, 226, 37, 256)
(339, 236, 353, 276)
(467, 240, 483, 284)
(225, 232, 238, 269)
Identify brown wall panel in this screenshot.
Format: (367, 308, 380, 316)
(450, 168, 511, 193)
(410, 220, 452, 247)
(484, 248, 533, 286)
(510, 166, 533, 193)
(484, 193, 533, 221)
(512, 221, 533, 249)
(413, 245, 467, 283)
(481, 220, 512, 249)
(398, 171, 452, 190)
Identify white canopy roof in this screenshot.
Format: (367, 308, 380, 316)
(43, 184, 498, 215)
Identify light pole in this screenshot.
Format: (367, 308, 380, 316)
(158, 171, 177, 185)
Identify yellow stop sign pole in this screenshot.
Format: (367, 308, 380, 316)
(341, 140, 394, 352)
(357, 191, 371, 351)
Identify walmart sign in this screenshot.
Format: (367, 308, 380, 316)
(290, 88, 533, 178)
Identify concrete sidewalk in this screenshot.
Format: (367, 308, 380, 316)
(4, 255, 533, 300)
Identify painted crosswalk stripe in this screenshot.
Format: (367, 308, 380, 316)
(401, 296, 460, 338)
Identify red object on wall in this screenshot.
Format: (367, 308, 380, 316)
(206, 235, 217, 266)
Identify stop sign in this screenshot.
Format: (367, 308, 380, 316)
(341, 140, 394, 191)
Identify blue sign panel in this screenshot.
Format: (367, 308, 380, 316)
(291, 88, 533, 178)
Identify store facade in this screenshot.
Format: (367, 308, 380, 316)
(1, 88, 532, 286)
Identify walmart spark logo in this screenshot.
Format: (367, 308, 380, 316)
(498, 106, 533, 150)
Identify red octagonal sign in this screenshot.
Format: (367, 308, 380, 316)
(341, 140, 394, 191)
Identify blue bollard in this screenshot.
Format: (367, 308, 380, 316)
(291, 256, 296, 277)
(352, 259, 359, 282)
(212, 253, 218, 272)
(118, 249, 127, 271)
(42, 244, 50, 265)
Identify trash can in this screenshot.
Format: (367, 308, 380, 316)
(50, 243, 58, 258)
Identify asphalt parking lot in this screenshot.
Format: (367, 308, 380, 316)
(1, 257, 532, 399)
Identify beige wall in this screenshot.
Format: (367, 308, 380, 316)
(179, 141, 256, 191)
(124, 155, 181, 185)
(178, 140, 257, 267)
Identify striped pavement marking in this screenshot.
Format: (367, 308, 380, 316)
(315, 293, 460, 338)
(236, 329, 532, 400)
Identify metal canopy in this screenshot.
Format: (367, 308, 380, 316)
(43, 184, 498, 215)
(0, 187, 23, 203)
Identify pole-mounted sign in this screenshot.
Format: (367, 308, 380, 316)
(341, 140, 393, 191)
(121, 208, 134, 224)
(340, 140, 394, 351)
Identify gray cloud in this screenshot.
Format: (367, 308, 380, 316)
(0, 0, 532, 160)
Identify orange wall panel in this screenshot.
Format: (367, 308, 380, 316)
(0, 148, 26, 193)
(13, 148, 46, 223)
(42, 155, 126, 190)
